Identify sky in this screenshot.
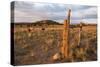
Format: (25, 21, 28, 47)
(13, 1, 97, 24)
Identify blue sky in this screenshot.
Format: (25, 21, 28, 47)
(14, 1, 97, 24)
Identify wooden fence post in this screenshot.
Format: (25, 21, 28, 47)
(61, 9, 71, 59)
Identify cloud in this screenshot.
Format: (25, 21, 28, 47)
(82, 18, 97, 24)
(13, 1, 97, 24)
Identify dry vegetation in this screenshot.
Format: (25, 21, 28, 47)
(13, 23, 97, 65)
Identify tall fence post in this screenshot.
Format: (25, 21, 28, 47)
(61, 9, 71, 59)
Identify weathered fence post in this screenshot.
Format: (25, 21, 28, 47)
(78, 22, 83, 46)
(61, 9, 71, 58)
(79, 22, 84, 57)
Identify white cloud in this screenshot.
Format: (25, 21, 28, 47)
(82, 18, 97, 24)
(13, 1, 97, 24)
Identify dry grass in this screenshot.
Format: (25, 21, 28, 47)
(13, 24, 97, 65)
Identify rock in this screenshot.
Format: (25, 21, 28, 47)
(52, 53, 61, 60)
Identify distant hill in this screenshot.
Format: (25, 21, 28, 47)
(33, 20, 62, 25)
(14, 20, 63, 26)
(70, 23, 97, 28)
